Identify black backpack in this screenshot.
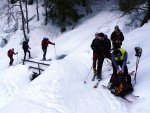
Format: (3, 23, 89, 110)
(7, 49, 11, 57)
(91, 38, 100, 53)
(22, 41, 27, 50)
(110, 74, 133, 97)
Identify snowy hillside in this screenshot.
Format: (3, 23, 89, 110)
(0, 1, 150, 113)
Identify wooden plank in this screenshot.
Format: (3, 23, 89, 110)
(22, 59, 50, 66)
(29, 66, 44, 71)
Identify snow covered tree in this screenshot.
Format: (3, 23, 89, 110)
(44, 0, 91, 32)
(119, 0, 150, 26)
(81, 0, 92, 14)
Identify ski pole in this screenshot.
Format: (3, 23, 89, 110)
(84, 66, 92, 84)
(17, 52, 18, 64)
(134, 56, 140, 84)
(133, 47, 142, 85)
(54, 45, 57, 59)
(100, 51, 112, 71)
(104, 59, 111, 71)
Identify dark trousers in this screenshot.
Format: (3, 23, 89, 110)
(97, 52, 111, 79)
(112, 42, 121, 50)
(24, 50, 31, 60)
(93, 52, 99, 69)
(42, 47, 47, 59)
(9, 56, 14, 66)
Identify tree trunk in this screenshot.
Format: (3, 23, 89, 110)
(19, 0, 27, 40)
(36, 0, 39, 21)
(25, 0, 29, 33)
(85, 0, 92, 14)
(28, 0, 34, 5)
(10, 0, 17, 4)
(7, 0, 10, 26)
(44, 0, 48, 25)
(82, 0, 92, 14)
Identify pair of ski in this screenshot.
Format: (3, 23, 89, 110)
(92, 70, 135, 88)
(20, 55, 38, 64)
(21, 55, 38, 61)
(93, 80, 101, 88)
(40, 58, 52, 61)
(92, 80, 139, 103)
(101, 85, 139, 103)
(91, 75, 100, 88)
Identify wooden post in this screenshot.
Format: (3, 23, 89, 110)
(38, 63, 40, 74)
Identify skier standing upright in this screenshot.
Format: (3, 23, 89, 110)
(90, 32, 100, 80)
(22, 39, 31, 60)
(41, 38, 55, 60)
(7, 48, 18, 66)
(96, 32, 111, 81)
(110, 25, 124, 50)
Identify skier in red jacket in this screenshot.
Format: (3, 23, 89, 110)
(8, 48, 18, 66)
(41, 38, 55, 60)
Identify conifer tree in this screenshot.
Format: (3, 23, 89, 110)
(44, 0, 91, 32)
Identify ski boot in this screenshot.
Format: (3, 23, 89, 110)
(92, 69, 97, 81)
(97, 73, 102, 82)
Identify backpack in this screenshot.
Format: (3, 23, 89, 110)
(41, 40, 47, 48)
(91, 38, 99, 53)
(7, 49, 11, 57)
(22, 41, 26, 49)
(110, 74, 133, 97)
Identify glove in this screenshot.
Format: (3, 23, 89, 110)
(53, 43, 55, 45)
(107, 82, 112, 89)
(16, 52, 18, 54)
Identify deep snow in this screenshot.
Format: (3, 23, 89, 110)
(0, 1, 150, 113)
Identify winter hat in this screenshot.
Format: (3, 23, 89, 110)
(115, 25, 119, 29)
(43, 37, 47, 41)
(113, 49, 122, 57)
(98, 32, 104, 37)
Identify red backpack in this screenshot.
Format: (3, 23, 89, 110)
(7, 49, 11, 57)
(42, 40, 47, 48)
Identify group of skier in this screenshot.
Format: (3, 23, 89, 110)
(7, 25, 135, 97)
(7, 38, 55, 66)
(91, 25, 133, 97)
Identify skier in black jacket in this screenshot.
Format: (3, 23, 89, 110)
(90, 32, 100, 80)
(96, 32, 111, 81)
(22, 39, 31, 61)
(111, 25, 124, 50)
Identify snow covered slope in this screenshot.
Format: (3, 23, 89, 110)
(0, 2, 150, 113)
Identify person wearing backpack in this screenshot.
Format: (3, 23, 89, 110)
(22, 39, 31, 60)
(41, 38, 55, 60)
(8, 48, 18, 66)
(96, 32, 111, 81)
(90, 32, 100, 81)
(108, 48, 133, 97)
(110, 25, 124, 50)
(111, 74, 133, 97)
